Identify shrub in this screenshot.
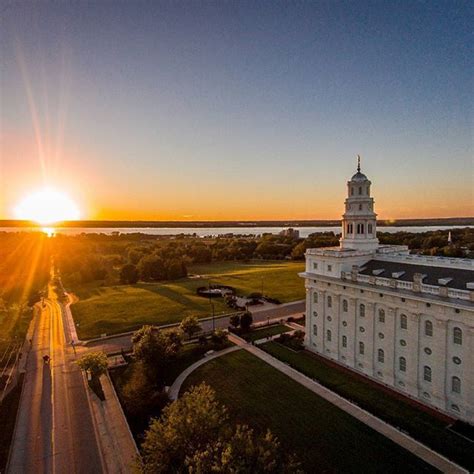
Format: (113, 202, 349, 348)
(229, 313, 240, 329)
(179, 316, 202, 339)
(210, 329, 228, 347)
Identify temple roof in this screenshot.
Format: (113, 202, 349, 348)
(350, 171, 368, 181)
(359, 259, 474, 291)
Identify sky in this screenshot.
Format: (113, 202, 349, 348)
(1, 1, 473, 221)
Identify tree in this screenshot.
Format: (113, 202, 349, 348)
(76, 351, 108, 379)
(229, 313, 240, 329)
(132, 325, 182, 382)
(166, 260, 188, 280)
(179, 316, 202, 339)
(140, 383, 227, 473)
(186, 425, 301, 473)
(120, 263, 139, 284)
(240, 311, 253, 332)
(139, 383, 300, 474)
(121, 361, 169, 420)
(137, 255, 166, 281)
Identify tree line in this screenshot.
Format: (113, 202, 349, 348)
(51, 227, 473, 287)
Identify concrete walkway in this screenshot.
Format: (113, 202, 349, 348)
(168, 345, 241, 400)
(87, 373, 139, 473)
(227, 333, 468, 474)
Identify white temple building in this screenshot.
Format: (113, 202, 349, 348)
(301, 159, 474, 424)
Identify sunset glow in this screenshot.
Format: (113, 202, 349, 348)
(14, 188, 80, 225)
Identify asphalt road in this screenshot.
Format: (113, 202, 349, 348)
(8, 286, 104, 474)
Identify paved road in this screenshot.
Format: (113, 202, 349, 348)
(8, 286, 104, 474)
(85, 300, 305, 354)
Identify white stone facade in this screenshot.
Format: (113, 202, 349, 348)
(301, 162, 474, 424)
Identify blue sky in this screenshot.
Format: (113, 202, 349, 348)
(1, 1, 472, 220)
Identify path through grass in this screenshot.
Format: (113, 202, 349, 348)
(261, 341, 474, 471)
(182, 350, 434, 473)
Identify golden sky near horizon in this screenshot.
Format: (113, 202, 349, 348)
(2, 131, 473, 222)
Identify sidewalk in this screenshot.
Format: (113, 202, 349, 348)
(57, 292, 138, 474)
(227, 333, 467, 474)
(168, 345, 241, 400)
(87, 373, 139, 474)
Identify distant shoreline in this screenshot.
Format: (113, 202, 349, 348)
(1, 217, 473, 229)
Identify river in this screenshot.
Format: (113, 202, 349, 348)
(1, 225, 471, 238)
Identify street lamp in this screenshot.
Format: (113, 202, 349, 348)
(208, 280, 215, 331)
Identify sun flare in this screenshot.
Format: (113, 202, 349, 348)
(14, 187, 80, 225)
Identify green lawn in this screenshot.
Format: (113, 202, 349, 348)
(243, 324, 292, 342)
(261, 342, 474, 471)
(70, 261, 305, 339)
(181, 350, 434, 473)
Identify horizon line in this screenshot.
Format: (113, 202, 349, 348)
(1, 216, 473, 228)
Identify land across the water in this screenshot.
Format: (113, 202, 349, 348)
(2, 217, 473, 228)
(2, 218, 473, 239)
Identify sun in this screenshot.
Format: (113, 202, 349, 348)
(14, 187, 80, 225)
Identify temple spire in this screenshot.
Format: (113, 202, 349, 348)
(357, 154, 361, 173)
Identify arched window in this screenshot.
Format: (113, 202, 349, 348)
(327, 296, 332, 308)
(351, 187, 354, 196)
(359, 304, 365, 317)
(453, 327, 462, 345)
(368, 224, 373, 234)
(313, 292, 318, 304)
(358, 186, 362, 195)
(452, 376, 461, 394)
(425, 321, 433, 337)
(400, 314, 408, 329)
(378, 309, 385, 323)
(342, 335, 347, 348)
(313, 325, 317, 336)
(399, 357, 406, 372)
(342, 299, 348, 312)
(326, 330, 332, 342)
(359, 341, 365, 355)
(359, 204, 362, 211)
(423, 366, 432, 382)
(377, 349, 384, 363)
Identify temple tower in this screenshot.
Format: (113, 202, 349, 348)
(339, 156, 379, 251)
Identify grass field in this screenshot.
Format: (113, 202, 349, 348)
(243, 324, 292, 342)
(70, 261, 305, 339)
(261, 342, 474, 471)
(181, 350, 433, 473)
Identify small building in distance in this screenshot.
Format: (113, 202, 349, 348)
(300, 158, 474, 424)
(279, 228, 300, 239)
